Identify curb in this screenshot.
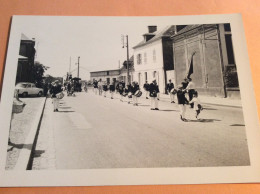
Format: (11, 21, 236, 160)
(13, 97, 47, 170)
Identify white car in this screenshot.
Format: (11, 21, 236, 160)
(15, 82, 44, 97)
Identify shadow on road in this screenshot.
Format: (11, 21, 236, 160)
(187, 119, 221, 123)
(33, 150, 45, 158)
(159, 109, 178, 112)
(230, 124, 245, 127)
(7, 142, 33, 152)
(57, 111, 75, 113)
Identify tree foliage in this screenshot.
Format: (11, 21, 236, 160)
(32, 61, 49, 87)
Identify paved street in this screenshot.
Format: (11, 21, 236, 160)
(32, 91, 250, 169)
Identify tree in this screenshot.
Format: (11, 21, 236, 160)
(32, 61, 49, 87)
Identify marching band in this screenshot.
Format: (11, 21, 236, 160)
(61, 78, 203, 122)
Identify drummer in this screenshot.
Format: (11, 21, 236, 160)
(132, 81, 140, 106)
(149, 80, 160, 110)
(167, 79, 175, 103)
(125, 83, 133, 104)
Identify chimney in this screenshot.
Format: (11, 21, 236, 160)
(148, 26, 157, 33)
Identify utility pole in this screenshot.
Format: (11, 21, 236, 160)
(122, 35, 130, 84)
(77, 56, 80, 78)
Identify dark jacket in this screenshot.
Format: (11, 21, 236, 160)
(109, 84, 115, 92)
(143, 83, 150, 91)
(132, 84, 140, 94)
(167, 83, 174, 91)
(149, 83, 159, 97)
(177, 88, 188, 104)
(50, 84, 62, 98)
(103, 85, 108, 91)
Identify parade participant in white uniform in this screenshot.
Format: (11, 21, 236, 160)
(93, 80, 98, 95)
(125, 84, 132, 104)
(117, 81, 125, 102)
(149, 80, 160, 110)
(49, 80, 62, 112)
(167, 79, 175, 103)
(103, 82, 108, 97)
(186, 77, 196, 108)
(176, 82, 189, 121)
(189, 91, 203, 120)
(98, 79, 103, 96)
(143, 81, 150, 99)
(109, 81, 116, 99)
(132, 81, 140, 106)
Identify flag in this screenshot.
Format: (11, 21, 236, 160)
(187, 53, 194, 78)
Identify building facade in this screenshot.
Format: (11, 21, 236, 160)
(90, 69, 120, 84)
(172, 24, 239, 98)
(133, 26, 175, 93)
(16, 33, 36, 84)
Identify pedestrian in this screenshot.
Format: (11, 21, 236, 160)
(67, 81, 72, 96)
(118, 81, 125, 102)
(186, 77, 196, 108)
(98, 79, 103, 96)
(93, 79, 98, 95)
(103, 82, 108, 97)
(167, 79, 175, 103)
(125, 84, 133, 104)
(176, 83, 189, 121)
(109, 81, 116, 99)
(43, 81, 48, 96)
(149, 80, 160, 110)
(189, 91, 203, 120)
(49, 80, 63, 112)
(143, 80, 150, 99)
(132, 81, 140, 106)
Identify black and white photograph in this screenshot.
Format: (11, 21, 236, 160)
(0, 14, 260, 186)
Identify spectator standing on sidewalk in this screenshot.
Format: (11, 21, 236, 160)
(167, 79, 175, 103)
(186, 77, 196, 108)
(143, 81, 150, 99)
(177, 83, 189, 121)
(149, 80, 159, 110)
(50, 80, 62, 112)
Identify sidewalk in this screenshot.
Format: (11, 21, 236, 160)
(5, 97, 46, 170)
(157, 93, 242, 108)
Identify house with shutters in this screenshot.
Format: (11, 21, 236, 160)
(132, 25, 175, 93)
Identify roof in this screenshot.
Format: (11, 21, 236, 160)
(133, 25, 175, 49)
(21, 33, 32, 41)
(171, 24, 218, 38)
(90, 68, 120, 73)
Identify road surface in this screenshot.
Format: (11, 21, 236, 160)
(32, 91, 250, 169)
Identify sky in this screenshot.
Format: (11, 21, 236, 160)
(14, 16, 179, 80)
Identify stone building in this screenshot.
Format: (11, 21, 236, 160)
(16, 33, 36, 83)
(133, 26, 175, 93)
(171, 24, 239, 98)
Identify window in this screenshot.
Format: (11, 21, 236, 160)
(144, 52, 147, 64)
(224, 24, 231, 32)
(153, 49, 156, 62)
(145, 72, 148, 81)
(137, 54, 142, 65)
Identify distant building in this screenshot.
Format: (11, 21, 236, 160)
(171, 24, 239, 98)
(133, 25, 175, 93)
(90, 69, 120, 84)
(16, 33, 36, 84)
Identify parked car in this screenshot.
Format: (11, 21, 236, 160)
(15, 82, 44, 97)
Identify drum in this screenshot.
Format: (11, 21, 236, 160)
(122, 92, 128, 97)
(170, 88, 177, 95)
(128, 93, 132, 98)
(134, 90, 142, 97)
